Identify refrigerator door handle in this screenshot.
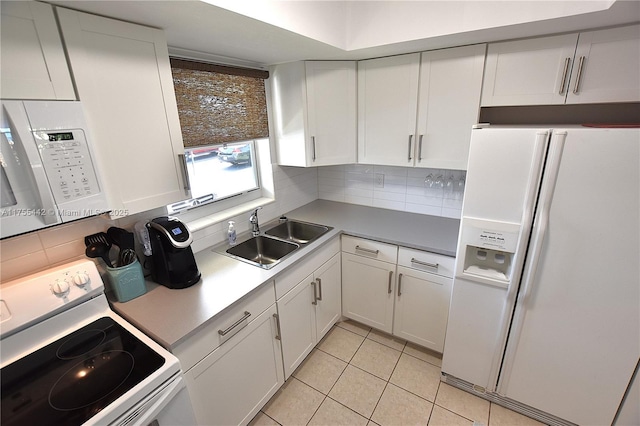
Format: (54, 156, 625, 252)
(519, 131, 567, 305)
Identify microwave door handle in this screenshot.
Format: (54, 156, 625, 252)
(30, 162, 59, 225)
(3, 106, 60, 225)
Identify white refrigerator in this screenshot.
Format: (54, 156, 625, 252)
(441, 126, 639, 426)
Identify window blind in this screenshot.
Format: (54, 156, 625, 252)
(170, 58, 269, 147)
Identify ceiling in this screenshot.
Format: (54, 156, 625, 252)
(48, 1, 640, 68)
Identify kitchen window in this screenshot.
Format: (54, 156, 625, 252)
(167, 59, 270, 215)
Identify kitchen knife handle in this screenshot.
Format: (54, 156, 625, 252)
(388, 270, 393, 294)
(573, 56, 586, 94)
(273, 313, 282, 340)
(559, 57, 571, 94)
(218, 311, 251, 336)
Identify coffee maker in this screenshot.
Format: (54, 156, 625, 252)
(147, 216, 201, 289)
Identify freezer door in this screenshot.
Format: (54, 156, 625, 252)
(442, 128, 549, 390)
(498, 129, 640, 425)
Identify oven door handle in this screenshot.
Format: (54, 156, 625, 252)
(113, 374, 188, 426)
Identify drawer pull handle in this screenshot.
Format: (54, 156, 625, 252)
(355, 245, 379, 256)
(218, 311, 251, 336)
(398, 273, 403, 296)
(316, 278, 323, 301)
(388, 270, 393, 294)
(311, 281, 318, 305)
(273, 313, 282, 340)
(411, 258, 439, 269)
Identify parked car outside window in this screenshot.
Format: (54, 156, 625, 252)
(218, 144, 251, 165)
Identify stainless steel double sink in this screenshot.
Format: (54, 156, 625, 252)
(222, 219, 332, 269)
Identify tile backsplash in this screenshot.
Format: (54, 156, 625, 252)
(0, 163, 461, 282)
(318, 165, 465, 219)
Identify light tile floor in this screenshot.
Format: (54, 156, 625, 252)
(251, 320, 547, 426)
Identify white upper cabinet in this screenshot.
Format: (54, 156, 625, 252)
(1, 1, 75, 100)
(357, 53, 421, 167)
(416, 44, 486, 170)
(482, 24, 639, 106)
(358, 46, 485, 170)
(566, 25, 640, 104)
(57, 8, 188, 216)
(271, 61, 356, 167)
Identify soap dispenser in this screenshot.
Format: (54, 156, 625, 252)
(227, 221, 237, 245)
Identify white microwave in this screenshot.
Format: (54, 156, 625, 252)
(0, 101, 109, 239)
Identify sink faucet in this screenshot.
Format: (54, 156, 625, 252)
(249, 207, 262, 236)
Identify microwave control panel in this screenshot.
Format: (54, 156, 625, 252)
(34, 129, 101, 202)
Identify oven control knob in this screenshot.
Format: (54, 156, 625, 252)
(73, 272, 90, 288)
(51, 279, 70, 297)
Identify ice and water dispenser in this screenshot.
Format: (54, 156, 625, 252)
(455, 218, 521, 288)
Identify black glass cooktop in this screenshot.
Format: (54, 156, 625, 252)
(1, 317, 165, 426)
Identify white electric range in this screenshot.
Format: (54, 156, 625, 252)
(0, 259, 196, 425)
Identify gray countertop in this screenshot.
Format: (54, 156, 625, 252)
(111, 200, 459, 351)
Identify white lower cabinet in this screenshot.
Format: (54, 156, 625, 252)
(276, 238, 341, 378)
(175, 284, 283, 426)
(341, 236, 398, 334)
(341, 235, 454, 352)
(394, 248, 454, 352)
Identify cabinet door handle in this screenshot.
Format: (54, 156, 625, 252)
(398, 273, 403, 296)
(388, 270, 393, 294)
(408, 135, 413, 161)
(311, 281, 318, 305)
(573, 56, 586, 94)
(218, 311, 251, 336)
(316, 278, 323, 301)
(418, 135, 424, 162)
(273, 313, 282, 340)
(355, 245, 379, 256)
(411, 258, 439, 270)
(312, 136, 317, 161)
(178, 154, 191, 193)
(559, 57, 571, 94)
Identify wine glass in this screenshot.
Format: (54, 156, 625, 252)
(424, 173, 434, 187)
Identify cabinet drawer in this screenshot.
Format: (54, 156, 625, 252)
(398, 247, 455, 278)
(342, 235, 397, 264)
(174, 282, 276, 371)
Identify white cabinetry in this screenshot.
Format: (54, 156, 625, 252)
(276, 238, 341, 378)
(1, 1, 75, 100)
(342, 235, 455, 352)
(482, 24, 640, 106)
(358, 45, 485, 170)
(341, 236, 398, 333)
(394, 247, 454, 352)
(57, 8, 188, 216)
(175, 284, 284, 426)
(416, 45, 486, 170)
(566, 25, 640, 104)
(357, 54, 420, 167)
(271, 61, 356, 167)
